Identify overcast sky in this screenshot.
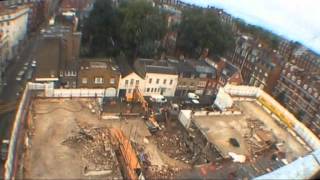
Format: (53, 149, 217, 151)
(181, 0, 320, 54)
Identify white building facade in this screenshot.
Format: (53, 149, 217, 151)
(0, 5, 29, 60)
(118, 72, 145, 98)
(143, 73, 178, 97)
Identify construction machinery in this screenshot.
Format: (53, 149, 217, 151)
(130, 86, 148, 112)
(110, 128, 144, 180)
(128, 87, 160, 132)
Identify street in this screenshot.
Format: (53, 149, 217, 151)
(0, 32, 41, 176)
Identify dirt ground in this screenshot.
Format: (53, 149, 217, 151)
(23, 99, 122, 179)
(23, 98, 190, 179)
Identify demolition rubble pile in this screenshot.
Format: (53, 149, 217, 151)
(244, 118, 275, 155)
(144, 165, 183, 179)
(153, 129, 193, 163)
(62, 125, 122, 179)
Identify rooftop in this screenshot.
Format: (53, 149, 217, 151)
(116, 56, 135, 77)
(80, 58, 120, 73)
(35, 38, 60, 80)
(134, 58, 177, 77)
(0, 4, 29, 17)
(60, 0, 93, 11)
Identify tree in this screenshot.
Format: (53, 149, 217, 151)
(81, 0, 120, 57)
(119, 0, 166, 59)
(176, 9, 235, 58)
(81, 0, 166, 62)
(236, 19, 280, 50)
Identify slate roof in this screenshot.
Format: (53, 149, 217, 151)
(134, 58, 177, 77)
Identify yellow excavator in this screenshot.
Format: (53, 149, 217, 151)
(127, 87, 160, 131)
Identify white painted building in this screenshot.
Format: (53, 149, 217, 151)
(143, 72, 178, 97)
(0, 5, 29, 59)
(118, 72, 145, 99)
(134, 58, 178, 97)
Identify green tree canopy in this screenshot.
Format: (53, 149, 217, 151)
(81, 0, 166, 61)
(176, 9, 234, 58)
(119, 0, 166, 59)
(81, 0, 120, 57)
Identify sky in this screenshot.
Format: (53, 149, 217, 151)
(181, 0, 320, 54)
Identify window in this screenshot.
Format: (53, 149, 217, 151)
(156, 79, 160, 84)
(163, 79, 167, 85)
(82, 78, 88, 84)
(110, 78, 115, 84)
(170, 79, 173, 85)
(94, 77, 103, 84)
(125, 80, 129, 85)
(130, 79, 134, 85)
(136, 80, 139, 85)
(147, 88, 150, 92)
(149, 78, 152, 84)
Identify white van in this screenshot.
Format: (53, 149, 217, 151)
(187, 92, 199, 100)
(150, 95, 167, 103)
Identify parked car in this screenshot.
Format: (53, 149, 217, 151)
(16, 70, 25, 81)
(150, 95, 167, 103)
(187, 92, 199, 100)
(1, 139, 9, 161)
(31, 60, 37, 67)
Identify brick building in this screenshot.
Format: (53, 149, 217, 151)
(291, 47, 320, 73)
(78, 59, 120, 97)
(273, 62, 320, 136)
(231, 35, 283, 93)
(209, 57, 243, 90)
(168, 58, 217, 96)
(35, 25, 81, 87)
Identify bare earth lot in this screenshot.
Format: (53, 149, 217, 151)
(23, 98, 189, 179)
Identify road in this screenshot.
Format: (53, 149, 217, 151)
(0, 32, 41, 177)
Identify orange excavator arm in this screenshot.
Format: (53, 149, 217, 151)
(110, 128, 142, 180)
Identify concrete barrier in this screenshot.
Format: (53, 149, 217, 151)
(4, 83, 32, 179)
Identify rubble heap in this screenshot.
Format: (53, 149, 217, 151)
(144, 165, 182, 179)
(62, 126, 122, 179)
(153, 129, 193, 164)
(244, 118, 275, 155)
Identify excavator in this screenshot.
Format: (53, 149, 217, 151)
(127, 87, 160, 131)
(110, 128, 144, 180)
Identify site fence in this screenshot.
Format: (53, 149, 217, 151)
(45, 87, 117, 98)
(4, 84, 32, 179)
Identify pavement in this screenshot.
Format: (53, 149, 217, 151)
(0, 31, 41, 177)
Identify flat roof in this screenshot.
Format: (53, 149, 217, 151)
(192, 100, 309, 161)
(35, 38, 60, 79)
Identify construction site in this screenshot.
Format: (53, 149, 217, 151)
(4, 83, 320, 179)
